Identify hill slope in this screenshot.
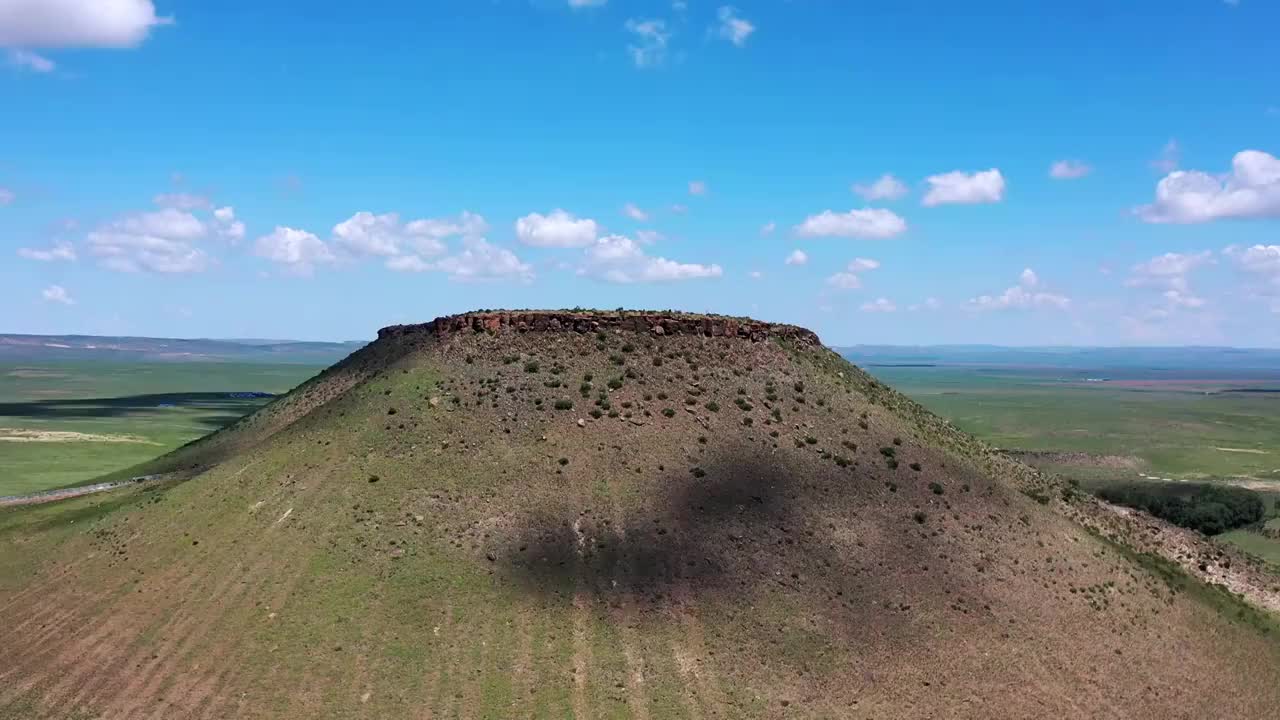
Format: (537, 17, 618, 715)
(2, 311, 1278, 719)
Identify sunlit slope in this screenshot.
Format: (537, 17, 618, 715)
(2, 311, 1277, 720)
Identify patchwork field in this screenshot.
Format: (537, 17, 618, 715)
(0, 362, 323, 496)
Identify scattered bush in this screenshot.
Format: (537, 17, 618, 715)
(928, 482, 944, 495)
(691, 467, 706, 478)
(558, 457, 569, 466)
(879, 446, 896, 458)
(705, 401, 720, 412)
(553, 399, 574, 411)
(910, 462, 922, 472)
(607, 377, 624, 390)
(524, 361, 540, 373)
(912, 511, 927, 524)
(804, 436, 817, 445)
(662, 408, 676, 418)
(590, 409, 603, 419)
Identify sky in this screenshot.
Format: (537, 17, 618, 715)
(1, 0, 1278, 346)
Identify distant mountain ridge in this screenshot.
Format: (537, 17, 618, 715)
(0, 333, 367, 364)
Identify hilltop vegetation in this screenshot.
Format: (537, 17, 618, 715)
(1, 311, 1278, 719)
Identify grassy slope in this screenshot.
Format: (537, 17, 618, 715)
(0, 362, 322, 495)
(2, 320, 1278, 719)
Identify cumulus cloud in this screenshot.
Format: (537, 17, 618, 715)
(1135, 150, 1280, 223)
(390, 237, 534, 283)
(1049, 160, 1091, 180)
(87, 208, 211, 273)
(851, 174, 908, 201)
(622, 203, 649, 221)
(41, 284, 73, 305)
(969, 268, 1069, 310)
(153, 192, 210, 210)
(716, 6, 755, 47)
(579, 234, 722, 284)
(784, 249, 808, 266)
(794, 208, 907, 239)
(860, 298, 896, 313)
(1225, 243, 1280, 278)
(516, 209, 598, 248)
(624, 18, 669, 68)
(7, 48, 54, 72)
(212, 206, 245, 242)
(254, 227, 335, 276)
(825, 257, 880, 290)
(0, 0, 171, 48)
(688, 180, 707, 196)
(334, 210, 488, 258)
(1126, 250, 1214, 292)
(635, 229, 662, 244)
(760, 221, 776, 236)
(922, 169, 1005, 206)
(17, 241, 76, 262)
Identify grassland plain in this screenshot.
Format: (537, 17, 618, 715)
(0, 362, 323, 495)
(1, 311, 1278, 720)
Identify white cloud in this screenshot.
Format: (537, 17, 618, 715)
(1225, 244, 1280, 277)
(625, 18, 669, 68)
(1126, 251, 1214, 292)
(7, 48, 54, 72)
(0, 187, 13, 205)
(153, 192, 209, 210)
(579, 234, 722, 284)
(87, 208, 210, 273)
(794, 208, 907, 239)
(0, 0, 171, 48)
(1049, 160, 1091, 180)
(969, 269, 1069, 310)
(622, 202, 649, 221)
(784, 249, 808, 266)
(334, 210, 487, 258)
(568, 0, 607, 7)
(1163, 289, 1206, 309)
(390, 237, 533, 283)
(516, 209, 598, 248)
(41, 284, 73, 305)
(852, 174, 908, 201)
(254, 226, 335, 276)
(333, 211, 409, 257)
(670, 203, 688, 214)
(635, 229, 662, 244)
(826, 272, 861, 290)
(908, 297, 942, 312)
(1135, 150, 1280, 223)
(922, 169, 1006, 206)
(688, 180, 707, 196)
(759, 221, 776, 236)
(716, 6, 755, 47)
(825, 257, 880, 290)
(17, 241, 76, 262)
(211, 206, 245, 242)
(1151, 139, 1180, 173)
(748, 270, 763, 279)
(860, 298, 896, 313)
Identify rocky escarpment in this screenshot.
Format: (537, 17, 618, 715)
(378, 310, 821, 345)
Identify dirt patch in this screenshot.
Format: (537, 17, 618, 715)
(0, 428, 159, 445)
(1003, 450, 1143, 470)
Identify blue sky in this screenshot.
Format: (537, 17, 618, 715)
(2, 0, 1278, 346)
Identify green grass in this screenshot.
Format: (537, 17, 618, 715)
(868, 365, 1280, 482)
(0, 361, 321, 495)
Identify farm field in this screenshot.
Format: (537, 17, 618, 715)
(0, 361, 323, 496)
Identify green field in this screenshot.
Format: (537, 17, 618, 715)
(0, 362, 322, 496)
(864, 363, 1280, 564)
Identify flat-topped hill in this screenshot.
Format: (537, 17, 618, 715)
(1, 309, 1277, 719)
